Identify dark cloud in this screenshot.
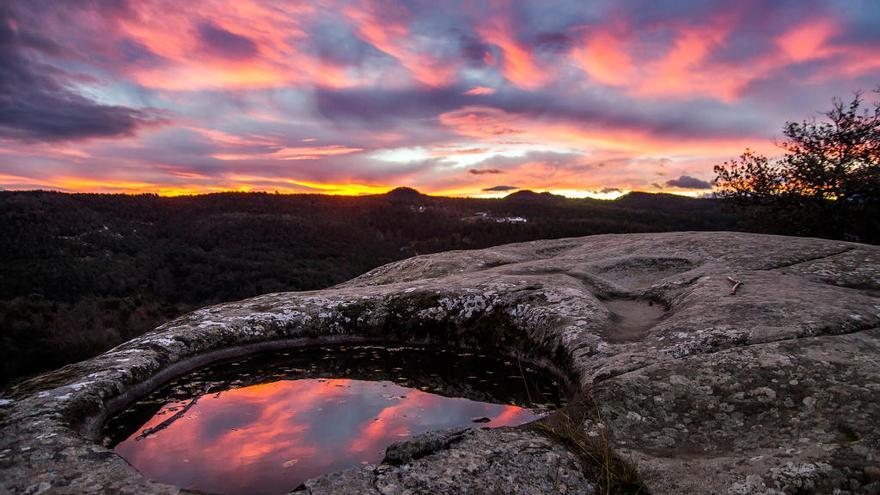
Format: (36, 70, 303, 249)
(482, 185, 518, 191)
(475, 151, 592, 172)
(308, 19, 385, 66)
(459, 37, 492, 64)
(837, 2, 880, 45)
(531, 32, 571, 52)
(197, 20, 258, 59)
(664, 175, 713, 189)
(469, 168, 503, 175)
(116, 37, 163, 66)
(316, 81, 770, 143)
(0, 4, 164, 142)
(314, 86, 467, 123)
(492, 88, 771, 140)
(599, 187, 622, 194)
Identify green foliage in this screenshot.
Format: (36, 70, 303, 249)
(0, 190, 737, 383)
(715, 91, 880, 241)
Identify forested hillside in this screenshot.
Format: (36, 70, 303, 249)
(1, 189, 737, 383)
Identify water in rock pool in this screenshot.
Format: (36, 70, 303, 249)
(103, 344, 565, 495)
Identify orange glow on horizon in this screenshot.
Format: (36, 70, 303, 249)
(1, 177, 717, 199)
(0, 175, 392, 197)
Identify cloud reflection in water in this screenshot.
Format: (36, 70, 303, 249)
(114, 378, 541, 494)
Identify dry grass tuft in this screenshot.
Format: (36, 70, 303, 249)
(530, 394, 647, 495)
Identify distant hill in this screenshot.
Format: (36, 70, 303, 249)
(503, 190, 563, 202)
(0, 190, 739, 384)
(384, 187, 427, 201)
(615, 191, 710, 209)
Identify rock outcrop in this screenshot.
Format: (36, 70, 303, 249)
(1, 232, 879, 494)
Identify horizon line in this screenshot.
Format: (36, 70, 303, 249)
(0, 186, 713, 200)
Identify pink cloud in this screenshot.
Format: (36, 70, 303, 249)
(571, 26, 634, 86)
(477, 18, 548, 89)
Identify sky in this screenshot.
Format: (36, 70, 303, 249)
(1, 0, 879, 198)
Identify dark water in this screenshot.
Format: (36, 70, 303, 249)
(104, 344, 565, 495)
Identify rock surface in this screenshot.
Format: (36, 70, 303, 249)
(1, 232, 879, 494)
(296, 427, 593, 495)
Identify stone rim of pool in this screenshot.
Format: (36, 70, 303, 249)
(103, 344, 568, 495)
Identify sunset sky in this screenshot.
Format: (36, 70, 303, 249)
(1, 0, 879, 198)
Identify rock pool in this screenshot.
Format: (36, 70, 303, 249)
(103, 344, 565, 494)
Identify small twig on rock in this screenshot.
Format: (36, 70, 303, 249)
(726, 276, 742, 295)
(516, 356, 533, 405)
